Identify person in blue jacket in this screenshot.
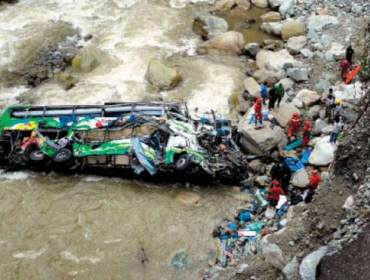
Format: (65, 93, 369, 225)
(260, 82, 268, 105)
(238, 210, 254, 223)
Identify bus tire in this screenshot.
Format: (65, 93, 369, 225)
(175, 155, 191, 172)
(53, 148, 73, 164)
(30, 150, 46, 162)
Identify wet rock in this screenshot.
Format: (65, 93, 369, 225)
(198, 31, 245, 55)
(287, 68, 309, 82)
(244, 43, 261, 57)
(309, 136, 337, 166)
(261, 236, 287, 270)
(270, 102, 300, 127)
(215, 0, 235, 11)
(176, 192, 201, 206)
(260, 22, 283, 36)
(251, 0, 268, 8)
(286, 36, 307, 55)
(72, 49, 99, 73)
(260, 12, 282, 22)
(256, 49, 295, 72)
(306, 15, 339, 32)
(292, 89, 320, 108)
(193, 14, 228, 40)
(55, 72, 78, 90)
(235, 0, 251, 10)
(145, 59, 182, 90)
(299, 246, 327, 280)
(292, 169, 310, 188)
(281, 21, 305, 40)
(244, 77, 261, 98)
(283, 257, 299, 280)
(325, 42, 345, 61)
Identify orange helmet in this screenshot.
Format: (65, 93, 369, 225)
(293, 112, 299, 118)
(305, 121, 310, 126)
(312, 169, 318, 174)
(257, 98, 262, 103)
(273, 179, 280, 186)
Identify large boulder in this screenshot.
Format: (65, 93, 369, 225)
(239, 123, 285, 156)
(253, 69, 278, 85)
(256, 49, 295, 72)
(292, 169, 309, 188)
(235, 0, 251, 10)
(145, 59, 182, 90)
(245, 43, 262, 57)
(286, 36, 307, 55)
(251, 0, 268, 8)
(260, 22, 283, 36)
(309, 136, 337, 166)
(308, 105, 322, 120)
(299, 247, 327, 280)
(261, 12, 282, 22)
(287, 68, 309, 82)
(198, 31, 245, 55)
(270, 102, 300, 127)
(313, 119, 329, 135)
(292, 89, 320, 108)
(281, 21, 305, 40)
(261, 236, 287, 270)
(279, 0, 294, 16)
(277, 78, 294, 91)
(306, 15, 339, 32)
(193, 14, 228, 40)
(283, 257, 299, 280)
(325, 42, 345, 61)
(72, 49, 99, 73)
(244, 77, 261, 98)
(332, 82, 364, 100)
(215, 0, 235, 11)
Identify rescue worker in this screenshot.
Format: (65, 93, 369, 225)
(325, 89, 336, 120)
(330, 117, 344, 144)
(254, 98, 263, 129)
(268, 180, 284, 207)
(345, 45, 354, 66)
(309, 169, 322, 190)
(270, 160, 291, 191)
(288, 112, 301, 138)
(302, 120, 312, 146)
(268, 87, 278, 110)
(334, 99, 343, 120)
(260, 82, 268, 105)
(274, 83, 285, 107)
(340, 59, 351, 80)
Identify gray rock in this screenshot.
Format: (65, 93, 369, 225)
(283, 257, 299, 280)
(279, 0, 294, 17)
(286, 36, 307, 55)
(194, 13, 228, 39)
(299, 246, 327, 280)
(292, 169, 310, 188)
(268, 0, 284, 9)
(314, 119, 329, 135)
(260, 22, 283, 36)
(306, 15, 339, 32)
(245, 43, 261, 57)
(300, 48, 313, 59)
(287, 68, 309, 82)
(261, 237, 287, 270)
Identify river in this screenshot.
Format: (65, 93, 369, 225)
(0, 0, 268, 279)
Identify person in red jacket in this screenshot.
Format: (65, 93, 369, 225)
(288, 112, 301, 138)
(309, 170, 322, 190)
(254, 98, 263, 128)
(340, 59, 351, 80)
(268, 180, 284, 207)
(302, 121, 312, 146)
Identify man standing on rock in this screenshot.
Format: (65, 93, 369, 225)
(302, 121, 312, 146)
(268, 87, 278, 110)
(274, 83, 285, 108)
(330, 117, 344, 144)
(288, 112, 301, 138)
(340, 59, 351, 80)
(260, 82, 268, 105)
(254, 98, 263, 129)
(345, 45, 354, 66)
(325, 88, 336, 121)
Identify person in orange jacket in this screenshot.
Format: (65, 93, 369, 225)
(340, 59, 351, 80)
(268, 180, 284, 207)
(288, 112, 301, 138)
(302, 121, 312, 146)
(254, 98, 263, 128)
(309, 169, 322, 190)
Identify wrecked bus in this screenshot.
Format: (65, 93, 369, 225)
(0, 103, 249, 182)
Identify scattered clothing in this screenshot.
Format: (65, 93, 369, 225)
(239, 211, 252, 223)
